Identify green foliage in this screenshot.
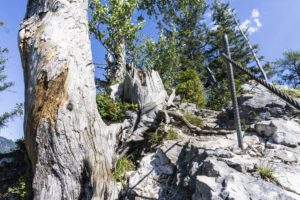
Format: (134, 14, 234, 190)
(176, 68, 206, 108)
(184, 114, 203, 127)
(90, 0, 143, 53)
(128, 33, 181, 94)
(148, 131, 165, 146)
(96, 92, 138, 122)
(283, 88, 300, 98)
(0, 47, 13, 92)
(90, 0, 143, 86)
(166, 128, 178, 140)
(206, 79, 244, 110)
(273, 50, 300, 88)
(148, 128, 178, 146)
(0, 103, 23, 129)
(205, 0, 266, 110)
(257, 164, 276, 182)
(131, 0, 208, 105)
(0, 24, 23, 129)
(8, 178, 28, 199)
(113, 157, 134, 185)
(96, 92, 123, 121)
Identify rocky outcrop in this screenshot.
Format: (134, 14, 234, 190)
(126, 82, 300, 200)
(226, 82, 299, 125)
(255, 118, 300, 147)
(127, 129, 300, 200)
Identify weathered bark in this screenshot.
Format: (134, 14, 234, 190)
(108, 38, 126, 100)
(123, 64, 169, 140)
(19, 0, 119, 199)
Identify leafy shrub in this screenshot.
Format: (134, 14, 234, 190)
(96, 92, 138, 122)
(123, 102, 139, 112)
(113, 157, 134, 186)
(176, 68, 206, 108)
(206, 79, 244, 111)
(8, 178, 28, 199)
(184, 114, 203, 127)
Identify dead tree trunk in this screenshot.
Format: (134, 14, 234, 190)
(123, 64, 168, 140)
(19, 0, 119, 199)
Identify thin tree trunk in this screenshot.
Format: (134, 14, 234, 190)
(114, 37, 126, 83)
(234, 18, 269, 82)
(108, 37, 126, 100)
(19, 0, 118, 199)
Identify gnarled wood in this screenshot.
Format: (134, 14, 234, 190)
(123, 64, 168, 139)
(19, 0, 119, 199)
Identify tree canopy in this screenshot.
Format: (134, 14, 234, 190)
(273, 50, 300, 88)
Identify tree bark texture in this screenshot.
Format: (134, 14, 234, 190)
(123, 64, 168, 137)
(19, 0, 119, 199)
(108, 38, 126, 100)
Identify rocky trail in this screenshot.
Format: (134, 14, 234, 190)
(1, 81, 300, 200)
(124, 82, 300, 200)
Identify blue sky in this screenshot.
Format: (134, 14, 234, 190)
(0, 0, 300, 140)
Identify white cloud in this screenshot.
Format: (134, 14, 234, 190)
(240, 19, 251, 31)
(239, 9, 262, 35)
(251, 9, 260, 18)
(248, 27, 259, 35)
(254, 18, 262, 28)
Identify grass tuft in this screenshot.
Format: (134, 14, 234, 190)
(257, 165, 276, 182)
(113, 157, 134, 186)
(166, 128, 179, 140)
(148, 128, 179, 146)
(184, 114, 203, 127)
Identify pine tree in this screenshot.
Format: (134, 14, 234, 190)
(205, 0, 263, 110)
(0, 22, 22, 129)
(273, 50, 300, 88)
(134, 0, 207, 107)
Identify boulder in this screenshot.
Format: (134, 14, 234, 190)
(226, 82, 298, 126)
(193, 157, 300, 200)
(254, 119, 300, 147)
(127, 150, 175, 199)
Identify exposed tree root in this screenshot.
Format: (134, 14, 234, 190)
(158, 110, 235, 135)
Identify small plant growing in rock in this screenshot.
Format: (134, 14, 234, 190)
(8, 178, 28, 199)
(166, 128, 178, 140)
(257, 164, 276, 182)
(113, 157, 134, 186)
(149, 129, 178, 146)
(184, 114, 203, 127)
(148, 131, 165, 146)
(96, 92, 138, 122)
